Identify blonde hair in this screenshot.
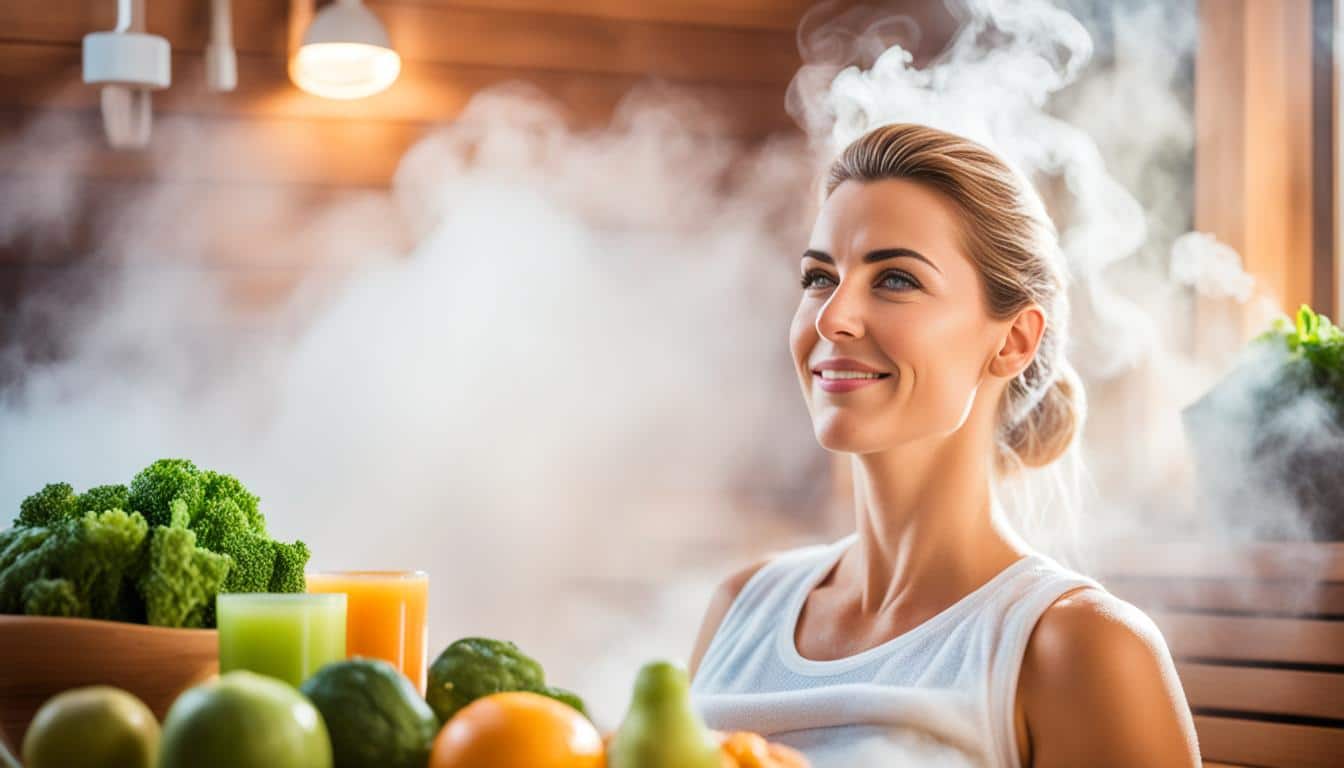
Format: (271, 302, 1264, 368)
(824, 123, 1085, 474)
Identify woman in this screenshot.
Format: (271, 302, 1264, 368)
(688, 124, 1198, 767)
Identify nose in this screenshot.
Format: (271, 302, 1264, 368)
(815, 279, 865, 341)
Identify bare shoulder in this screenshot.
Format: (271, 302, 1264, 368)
(687, 559, 770, 681)
(1018, 588, 1199, 768)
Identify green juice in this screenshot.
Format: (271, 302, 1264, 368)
(217, 593, 347, 687)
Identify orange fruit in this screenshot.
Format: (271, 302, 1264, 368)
(429, 691, 604, 768)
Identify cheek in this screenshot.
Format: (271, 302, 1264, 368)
(872, 306, 987, 420)
(789, 303, 818, 373)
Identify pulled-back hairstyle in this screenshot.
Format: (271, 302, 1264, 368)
(825, 123, 1085, 473)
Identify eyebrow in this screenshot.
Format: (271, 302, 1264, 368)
(802, 248, 942, 274)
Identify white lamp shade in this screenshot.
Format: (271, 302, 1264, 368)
(293, 0, 401, 100)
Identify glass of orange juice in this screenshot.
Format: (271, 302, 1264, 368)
(305, 570, 429, 693)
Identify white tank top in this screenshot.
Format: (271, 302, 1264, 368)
(690, 533, 1100, 768)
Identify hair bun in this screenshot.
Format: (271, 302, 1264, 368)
(1001, 365, 1084, 470)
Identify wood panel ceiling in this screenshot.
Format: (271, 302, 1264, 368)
(0, 1, 837, 326)
(0, 0, 815, 190)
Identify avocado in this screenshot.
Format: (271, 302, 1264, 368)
(609, 660, 722, 768)
(300, 659, 439, 768)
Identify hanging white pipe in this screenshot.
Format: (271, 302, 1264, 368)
(114, 0, 132, 33)
(206, 0, 237, 92)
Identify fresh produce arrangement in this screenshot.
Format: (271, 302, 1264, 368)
(15, 636, 809, 768)
(1255, 303, 1344, 416)
(2, 459, 805, 767)
(0, 459, 310, 627)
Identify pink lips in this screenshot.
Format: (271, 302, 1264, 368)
(815, 376, 884, 393)
(810, 357, 892, 394)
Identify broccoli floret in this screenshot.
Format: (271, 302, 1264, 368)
(129, 459, 204, 528)
(16, 483, 78, 528)
(22, 578, 81, 617)
(217, 529, 278, 593)
(200, 471, 265, 535)
(0, 510, 149, 620)
(138, 524, 233, 628)
(76, 484, 131, 516)
(268, 539, 310, 593)
(189, 497, 249, 552)
(189, 499, 280, 594)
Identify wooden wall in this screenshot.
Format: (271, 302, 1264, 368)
(0, 0, 837, 355)
(1193, 0, 1337, 344)
(0, 0, 813, 185)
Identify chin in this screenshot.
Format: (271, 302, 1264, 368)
(811, 413, 886, 454)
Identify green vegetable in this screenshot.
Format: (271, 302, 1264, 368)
(608, 660, 721, 768)
(1255, 304, 1344, 416)
(21, 578, 81, 617)
(16, 484, 77, 528)
(200, 471, 265, 535)
(0, 510, 148, 620)
(2, 459, 312, 629)
(425, 637, 588, 723)
(538, 685, 590, 719)
(76, 485, 130, 516)
(138, 520, 232, 629)
(269, 540, 310, 593)
(300, 658, 439, 768)
(128, 459, 205, 528)
(187, 475, 306, 597)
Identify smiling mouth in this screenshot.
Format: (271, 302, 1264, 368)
(810, 368, 893, 393)
(813, 370, 891, 380)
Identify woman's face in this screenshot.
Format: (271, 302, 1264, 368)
(790, 178, 1007, 455)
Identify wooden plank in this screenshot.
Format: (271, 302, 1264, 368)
(1096, 541, 1344, 582)
(0, 108, 422, 186)
(1195, 715, 1344, 767)
(1311, 0, 1338, 316)
(0, 43, 794, 137)
(1153, 611, 1344, 666)
(1193, 0, 1320, 348)
(1179, 663, 1344, 720)
(1107, 577, 1344, 617)
(0, 1, 800, 84)
(392, 0, 815, 30)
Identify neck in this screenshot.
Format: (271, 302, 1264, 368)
(843, 426, 1024, 615)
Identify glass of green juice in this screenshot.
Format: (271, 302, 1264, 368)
(216, 593, 347, 687)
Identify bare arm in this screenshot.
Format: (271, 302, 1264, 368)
(688, 560, 769, 681)
(1017, 589, 1200, 768)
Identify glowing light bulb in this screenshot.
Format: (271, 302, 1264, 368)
(291, 0, 400, 100)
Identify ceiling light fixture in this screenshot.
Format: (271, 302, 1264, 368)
(291, 0, 401, 100)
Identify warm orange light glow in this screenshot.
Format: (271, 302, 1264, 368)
(292, 42, 400, 100)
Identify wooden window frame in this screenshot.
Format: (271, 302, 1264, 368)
(1194, 0, 1338, 338)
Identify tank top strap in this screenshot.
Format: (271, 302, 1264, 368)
(691, 535, 853, 691)
(985, 555, 1102, 768)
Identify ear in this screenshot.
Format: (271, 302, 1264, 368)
(987, 305, 1046, 380)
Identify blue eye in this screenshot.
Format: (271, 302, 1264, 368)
(877, 271, 919, 291)
(800, 270, 836, 290)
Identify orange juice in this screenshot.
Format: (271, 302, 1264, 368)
(306, 570, 429, 693)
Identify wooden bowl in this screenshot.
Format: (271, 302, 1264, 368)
(0, 616, 218, 756)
